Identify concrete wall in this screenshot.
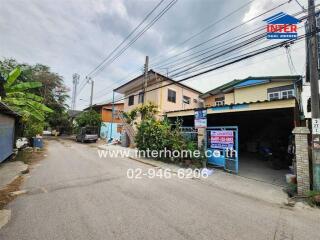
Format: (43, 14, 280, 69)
(159, 80, 200, 115)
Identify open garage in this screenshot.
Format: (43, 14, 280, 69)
(207, 107, 296, 185)
(167, 99, 299, 186)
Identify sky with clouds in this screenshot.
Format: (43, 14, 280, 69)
(0, 0, 309, 110)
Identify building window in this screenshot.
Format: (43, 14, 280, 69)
(268, 92, 280, 100)
(128, 95, 134, 106)
(183, 95, 190, 104)
(267, 85, 295, 101)
(215, 101, 224, 106)
(167, 89, 176, 103)
(215, 96, 225, 106)
(268, 90, 294, 101)
(281, 90, 294, 99)
(138, 92, 144, 103)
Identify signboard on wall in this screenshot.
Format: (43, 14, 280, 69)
(194, 109, 207, 128)
(312, 118, 320, 134)
(210, 130, 234, 149)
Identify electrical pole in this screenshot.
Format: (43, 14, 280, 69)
(88, 77, 94, 108)
(143, 56, 149, 104)
(71, 73, 79, 110)
(308, 0, 320, 191)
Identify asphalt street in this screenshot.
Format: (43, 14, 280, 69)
(0, 139, 319, 240)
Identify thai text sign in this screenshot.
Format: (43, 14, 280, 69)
(210, 130, 234, 149)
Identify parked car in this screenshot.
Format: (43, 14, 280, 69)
(76, 127, 98, 143)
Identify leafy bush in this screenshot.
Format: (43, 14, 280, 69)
(22, 115, 45, 138)
(135, 118, 202, 163)
(74, 109, 101, 132)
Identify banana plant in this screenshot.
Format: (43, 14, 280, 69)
(2, 67, 53, 121)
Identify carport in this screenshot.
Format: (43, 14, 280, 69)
(166, 98, 299, 186)
(206, 98, 298, 185)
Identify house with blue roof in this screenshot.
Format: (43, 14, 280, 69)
(165, 75, 304, 185)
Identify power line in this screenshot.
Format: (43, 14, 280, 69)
(149, 0, 258, 65)
(88, 0, 313, 107)
(89, 1, 292, 104)
(86, 0, 166, 78)
(162, 10, 311, 78)
(77, 0, 177, 99)
(110, 31, 315, 105)
(149, 0, 290, 69)
(89, 0, 177, 78)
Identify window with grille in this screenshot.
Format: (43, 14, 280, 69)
(281, 90, 294, 99)
(215, 96, 225, 106)
(168, 89, 176, 103)
(138, 92, 144, 103)
(128, 95, 134, 106)
(183, 95, 190, 104)
(268, 92, 280, 100)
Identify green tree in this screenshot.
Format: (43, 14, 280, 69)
(3, 67, 53, 121)
(0, 59, 69, 131)
(1, 67, 54, 138)
(75, 109, 101, 131)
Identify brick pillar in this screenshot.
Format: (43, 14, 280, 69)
(292, 127, 310, 196)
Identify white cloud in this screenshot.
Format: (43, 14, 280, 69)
(0, 0, 309, 109)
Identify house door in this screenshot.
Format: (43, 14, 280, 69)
(206, 126, 239, 173)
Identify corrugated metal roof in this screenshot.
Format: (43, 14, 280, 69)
(0, 101, 21, 117)
(165, 97, 296, 114)
(200, 75, 301, 99)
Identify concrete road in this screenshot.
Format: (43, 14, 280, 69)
(0, 139, 319, 240)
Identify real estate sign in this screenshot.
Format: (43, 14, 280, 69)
(210, 130, 234, 149)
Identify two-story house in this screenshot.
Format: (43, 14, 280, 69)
(166, 75, 303, 184)
(114, 70, 202, 116)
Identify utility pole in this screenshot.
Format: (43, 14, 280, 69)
(71, 73, 79, 110)
(143, 56, 149, 104)
(88, 77, 94, 108)
(308, 0, 320, 191)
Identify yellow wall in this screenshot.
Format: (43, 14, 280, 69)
(202, 81, 293, 107)
(234, 81, 292, 103)
(224, 93, 234, 105)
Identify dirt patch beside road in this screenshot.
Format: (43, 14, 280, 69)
(0, 141, 47, 210)
(0, 176, 24, 210)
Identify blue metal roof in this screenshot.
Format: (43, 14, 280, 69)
(233, 79, 269, 88)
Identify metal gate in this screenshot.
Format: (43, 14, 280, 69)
(206, 126, 238, 173)
(180, 127, 198, 145)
